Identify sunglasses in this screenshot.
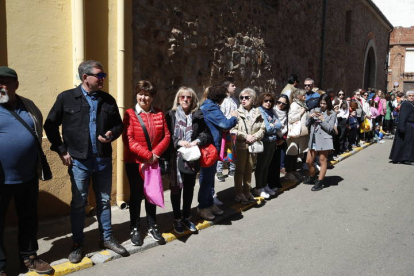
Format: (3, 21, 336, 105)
(304, 84, 312, 87)
(240, 96, 251, 100)
(86, 72, 107, 79)
(363, 94, 368, 96)
(263, 99, 273, 103)
(179, 95, 192, 100)
(339, 93, 344, 96)
(276, 101, 287, 106)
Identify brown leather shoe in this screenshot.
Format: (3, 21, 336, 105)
(23, 255, 53, 274)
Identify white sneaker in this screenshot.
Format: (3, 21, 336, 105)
(302, 163, 308, 170)
(254, 188, 270, 199)
(213, 195, 223, 206)
(285, 173, 298, 183)
(264, 185, 276, 196)
(379, 140, 385, 144)
(314, 162, 321, 171)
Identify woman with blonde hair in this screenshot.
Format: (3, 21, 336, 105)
(285, 89, 309, 182)
(231, 88, 265, 203)
(165, 87, 213, 233)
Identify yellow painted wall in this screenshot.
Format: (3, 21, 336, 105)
(3, 0, 133, 223)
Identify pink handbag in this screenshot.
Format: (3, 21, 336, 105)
(143, 162, 165, 208)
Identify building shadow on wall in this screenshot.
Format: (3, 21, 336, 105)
(0, 0, 8, 65)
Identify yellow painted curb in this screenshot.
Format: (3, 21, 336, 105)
(195, 220, 213, 230)
(26, 257, 93, 276)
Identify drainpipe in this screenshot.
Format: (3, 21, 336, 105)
(71, 0, 85, 87)
(319, 0, 327, 88)
(72, 0, 95, 216)
(116, 0, 127, 210)
(385, 27, 393, 93)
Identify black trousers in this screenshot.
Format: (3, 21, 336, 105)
(125, 163, 156, 230)
(337, 117, 348, 153)
(170, 172, 196, 220)
(0, 177, 39, 271)
(267, 141, 286, 189)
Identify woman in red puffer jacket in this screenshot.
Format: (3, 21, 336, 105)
(122, 80, 170, 246)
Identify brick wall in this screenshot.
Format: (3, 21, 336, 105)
(132, 0, 391, 108)
(388, 26, 414, 92)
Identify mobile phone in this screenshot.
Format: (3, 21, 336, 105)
(314, 107, 321, 114)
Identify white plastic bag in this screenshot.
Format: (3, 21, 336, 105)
(178, 146, 201, 161)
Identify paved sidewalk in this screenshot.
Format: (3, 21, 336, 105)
(3, 143, 372, 276)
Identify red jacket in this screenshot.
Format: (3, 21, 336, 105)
(123, 108, 170, 164)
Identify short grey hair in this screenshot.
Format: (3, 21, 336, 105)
(406, 90, 414, 96)
(304, 78, 314, 84)
(240, 88, 257, 103)
(78, 60, 104, 77)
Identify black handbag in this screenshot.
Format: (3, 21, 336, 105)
(2, 104, 52, 181)
(134, 110, 169, 175)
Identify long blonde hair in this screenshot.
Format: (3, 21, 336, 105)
(171, 87, 199, 112)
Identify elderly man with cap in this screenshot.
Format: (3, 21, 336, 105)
(0, 66, 53, 275)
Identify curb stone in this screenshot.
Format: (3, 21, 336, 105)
(22, 142, 372, 276)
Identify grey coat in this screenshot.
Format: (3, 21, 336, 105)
(306, 110, 337, 151)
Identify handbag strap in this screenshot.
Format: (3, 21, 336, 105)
(241, 117, 249, 135)
(134, 109, 152, 151)
(2, 103, 44, 154)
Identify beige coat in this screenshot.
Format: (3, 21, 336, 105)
(286, 101, 309, 156)
(231, 106, 265, 150)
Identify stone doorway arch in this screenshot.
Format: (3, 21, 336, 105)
(363, 39, 377, 89)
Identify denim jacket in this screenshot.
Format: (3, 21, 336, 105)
(200, 99, 237, 151)
(258, 106, 281, 142)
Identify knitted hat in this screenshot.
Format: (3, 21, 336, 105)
(0, 66, 18, 80)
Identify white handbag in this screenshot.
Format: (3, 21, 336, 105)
(248, 141, 264, 153)
(241, 117, 264, 153)
(287, 120, 301, 138)
(178, 146, 201, 161)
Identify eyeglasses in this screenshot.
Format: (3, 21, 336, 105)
(240, 96, 251, 100)
(263, 99, 273, 103)
(179, 95, 192, 100)
(363, 94, 368, 97)
(86, 72, 107, 79)
(304, 84, 313, 87)
(276, 101, 287, 106)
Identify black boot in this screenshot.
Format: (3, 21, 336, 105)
(311, 179, 324, 191)
(303, 175, 317, 185)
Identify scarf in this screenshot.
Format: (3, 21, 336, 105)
(274, 106, 288, 136)
(174, 105, 193, 188)
(294, 98, 308, 110)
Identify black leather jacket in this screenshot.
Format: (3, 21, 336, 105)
(44, 86, 123, 159)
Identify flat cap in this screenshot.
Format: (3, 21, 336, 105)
(0, 66, 18, 80)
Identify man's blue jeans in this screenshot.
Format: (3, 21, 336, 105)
(68, 157, 112, 244)
(198, 162, 217, 209)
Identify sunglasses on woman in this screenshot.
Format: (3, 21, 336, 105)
(263, 99, 273, 103)
(240, 96, 251, 100)
(276, 101, 287, 106)
(179, 95, 192, 100)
